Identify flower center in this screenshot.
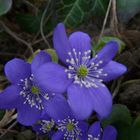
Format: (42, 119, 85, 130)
(40, 120, 54, 133)
(19, 75, 53, 110)
(45, 122, 53, 130)
(66, 123, 75, 131)
(57, 117, 82, 139)
(77, 65, 88, 78)
(31, 86, 39, 94)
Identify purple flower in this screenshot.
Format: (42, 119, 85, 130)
(45, 95, 88, 140)
(0, 51, 57, 125)
(32, 114, 55, 137)
(88, 121, 117, 140)
(35, 23, 127, 120)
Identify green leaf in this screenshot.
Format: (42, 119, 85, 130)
(102, 104, 132, 140)
(55, 0, 109, 28)
(102, 104, 132, 127)
(117, 0, 140, 22)
(133, 115, 140, 128)
(27, 49, 41, 63)
(16, 13, 42, 33)
(91, 0, 109, 16)
(94, 36, 125, 53)
(117, 125, 131, 140)
(46, 49, 58, 63)
(0, 0, 12, 16)
(102, 105, 140, 140)
(130, 115, 140, 140)
(28, 49, 58, 63)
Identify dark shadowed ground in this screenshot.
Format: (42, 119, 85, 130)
(0, 0, 140, 140)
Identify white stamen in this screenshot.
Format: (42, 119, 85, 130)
(18, 75, 54, 110)
(57, 117, 82, 140)
(65, 50, 107, 88)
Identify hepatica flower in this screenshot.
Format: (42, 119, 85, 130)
(0, 51, 56, 125)
(32, 114, 55, 137)
(36, 23, 127, 120)
(45, 95, 88, 140)
(88, 121, 117, 140)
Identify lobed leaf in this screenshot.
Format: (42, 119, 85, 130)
(93, 36, 125, 53)
(55, 0, 109, 28)
(0, 0, 12, 16)
(117, 0, 140, 22)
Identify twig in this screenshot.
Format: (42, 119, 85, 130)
(110, 0, 134, 48)
(112, 78, 123, 99)
(0, 128, 18, 134)
(36, 133, 39, 140)
(22, 0, 38, 15)
(98, 0, 113, 43)
(40, 0, 51, 48)
(32, 11, 52, 43)
(111, 80, 117, 92)
(32, 31, 53, 46)
(0, 110, 15, 128)
(110, 0, 120, 36)
(0, 21, 34, 56)
(121, 79, 140, 88)
(0, 120, 17, 138)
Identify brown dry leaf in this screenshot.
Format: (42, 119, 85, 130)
(0, 110, 15, 128)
